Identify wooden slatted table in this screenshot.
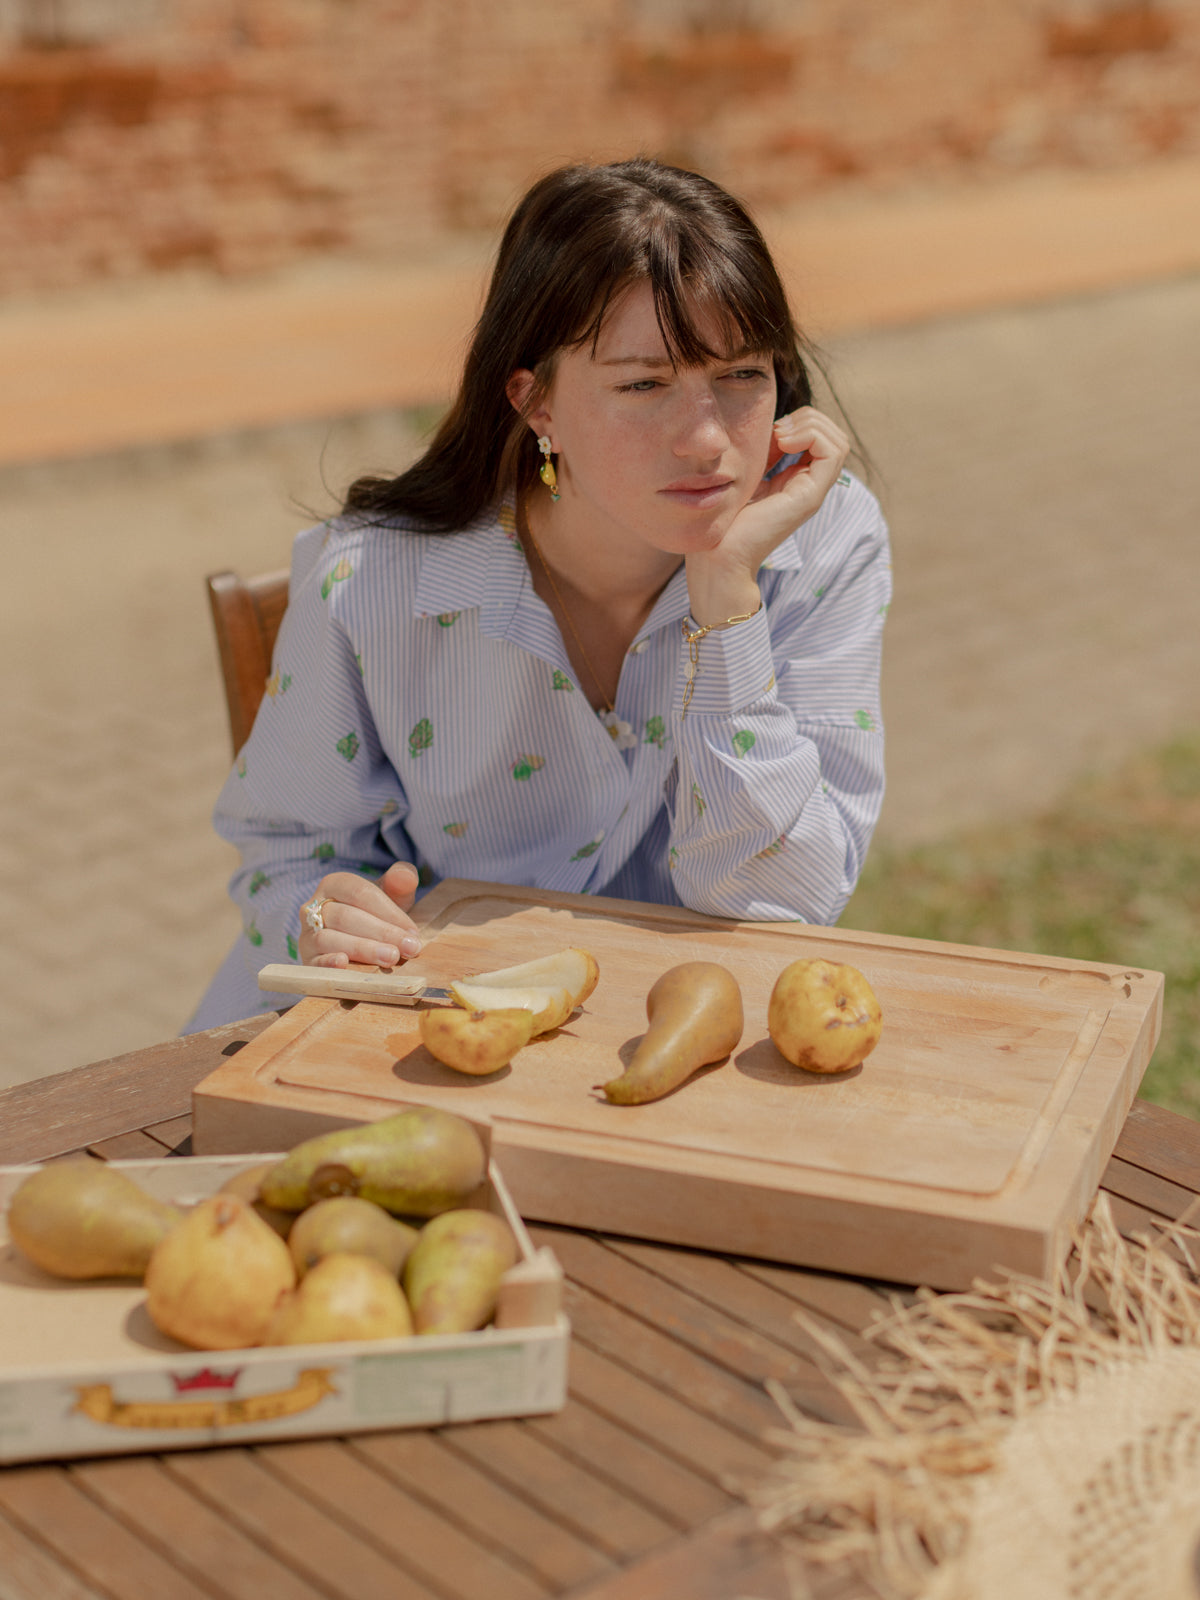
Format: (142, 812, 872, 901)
(0, 1014, 1196, 1600)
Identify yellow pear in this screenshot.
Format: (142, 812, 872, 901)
(6, 1159, 183, 1280)
(263, 1254, 413, 1344)
(767, 957, 883, 1074)
(144, 1193, 296, 1350)
(403, 1208, 519, 1335)
(448, 980, 573, 1035)
(287, 1196, 418, 1278)
(416, 1006, 536, 1075)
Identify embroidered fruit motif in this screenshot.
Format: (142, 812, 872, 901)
(409, 718, 433, 758)
(691, 782, 706, 817)
(336, 732, 360, 763)
(570, 835, 603, 861)
(511, 754, 545, 781)
(551, 669, 574, 691)
(311, 842, 335, 862)
(286, 934, 298, 960)
(732, 729, 756, 758)
(236, 755, 247, 778)
(855, 709, 875, 731)
(436, 612, 461, 627)
(755, 837, 786, 859)
(245, 920, 263, 948)
(248, 870, 271, 896)
(320, 558, 353, 600)
(443, 822, 468, 838)
(644, 715, 666, 748)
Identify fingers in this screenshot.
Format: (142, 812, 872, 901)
(297, 867, 423, 968)
(770, 406, 851, 501)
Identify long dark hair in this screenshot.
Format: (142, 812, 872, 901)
(343, 157, 816, 531)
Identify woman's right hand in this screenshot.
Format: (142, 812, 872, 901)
(297, 861, 422, 968)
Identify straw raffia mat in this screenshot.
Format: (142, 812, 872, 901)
(746, 1194, 1200, 1600)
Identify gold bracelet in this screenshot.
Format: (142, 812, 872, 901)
(680, 603, 762, 717)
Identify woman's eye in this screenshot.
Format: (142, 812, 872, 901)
(617, 379, 661, 394)
(724, 367, 770, 383)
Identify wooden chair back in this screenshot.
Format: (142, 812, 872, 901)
(206, 567, 290, 757)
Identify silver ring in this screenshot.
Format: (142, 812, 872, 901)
(302, 896, 332, 933)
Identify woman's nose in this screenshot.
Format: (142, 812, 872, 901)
(674, 392, 730, 458)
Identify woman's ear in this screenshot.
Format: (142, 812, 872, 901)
(506, 368, 551, 436)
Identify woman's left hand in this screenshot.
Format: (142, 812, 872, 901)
(686, 406, 851, 625)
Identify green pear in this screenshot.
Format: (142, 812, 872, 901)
(144, 1193, 296, 1350)
(263, 1253, 414, 1345)
(287, 1196, 418, 1278)
(403, 1208, 519, 1335)
(259, 1107, 487, 1217)
(6, 1158, 183, 1280)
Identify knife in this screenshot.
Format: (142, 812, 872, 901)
(257, 963, 454, 1007)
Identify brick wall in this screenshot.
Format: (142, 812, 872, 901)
(1, 0, 1197, 295)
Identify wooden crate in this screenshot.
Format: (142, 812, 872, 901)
(193, 879, 1164, 1290)
(0, 1149, 567, 1465)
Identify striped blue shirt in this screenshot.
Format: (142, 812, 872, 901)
(186, 474, 891, 1029)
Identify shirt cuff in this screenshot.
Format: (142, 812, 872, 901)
(677, 607, 778, 717)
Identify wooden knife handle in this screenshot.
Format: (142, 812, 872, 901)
(257, 963, 430, 1004)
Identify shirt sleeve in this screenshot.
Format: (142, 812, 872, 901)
(665, 479, 891, 925)
(210, 526, 413, 983)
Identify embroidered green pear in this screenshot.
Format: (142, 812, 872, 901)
(409, 718, 433, 758)
(336, 731, 360, 763)
(320, 558, 353, 600)
(732, 729, 756, 758)
(512, 754, 545, 781)
(644, 715, 666, 748)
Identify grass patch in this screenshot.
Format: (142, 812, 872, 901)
(840, 734, 1200, 1119)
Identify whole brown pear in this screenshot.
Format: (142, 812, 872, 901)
(144, 1194, 295, 1349)
(768, 957, 883, 1074)
(7, 1159, 183, 1279)
(263, 1254, 414, 1345)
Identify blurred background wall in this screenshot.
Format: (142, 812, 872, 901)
(2, 0, 1199, 295)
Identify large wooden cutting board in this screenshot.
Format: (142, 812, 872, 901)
(193, 879, 1164, 1288)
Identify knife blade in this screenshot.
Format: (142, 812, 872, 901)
(257, 963, 453, 1007)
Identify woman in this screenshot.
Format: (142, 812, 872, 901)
(187, 157, 891, 1030)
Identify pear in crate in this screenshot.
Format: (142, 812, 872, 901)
(6, 1159, 183, 1280)
(263, 1253, 413, 1345)
(217, 1161, 296, 1239)
(288, 1196, 418, 1278)
(259, 1106, 486, 1216)
(403, 1208, 519, 1335)
(144, 1193, 296, 1350)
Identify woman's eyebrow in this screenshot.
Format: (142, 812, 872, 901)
(597, 353, 675, 367)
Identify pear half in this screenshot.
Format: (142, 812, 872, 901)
(448, 981, 573, 1035)
(418, 1006, 536, 1075)
(460, 948, 599, 1008)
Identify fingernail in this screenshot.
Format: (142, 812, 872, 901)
(376, 944, 400, 966)
(400, 934, 421, 957)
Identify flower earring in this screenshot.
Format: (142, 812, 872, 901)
(537, 435, 560, 501)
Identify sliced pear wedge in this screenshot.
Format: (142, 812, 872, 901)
(449, 980, 574, 1035)
(461, 948, 599, 1008)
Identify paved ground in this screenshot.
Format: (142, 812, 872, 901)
(4, 211, 1199, 1088)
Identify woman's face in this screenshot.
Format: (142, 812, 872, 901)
(518, 280, 778, 561)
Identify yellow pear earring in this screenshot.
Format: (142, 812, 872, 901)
(537, 435, 560, 501)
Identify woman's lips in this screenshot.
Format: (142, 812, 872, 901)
(658, 478, 735, 509)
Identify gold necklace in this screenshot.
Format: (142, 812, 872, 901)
(518, 503, 615, 716)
